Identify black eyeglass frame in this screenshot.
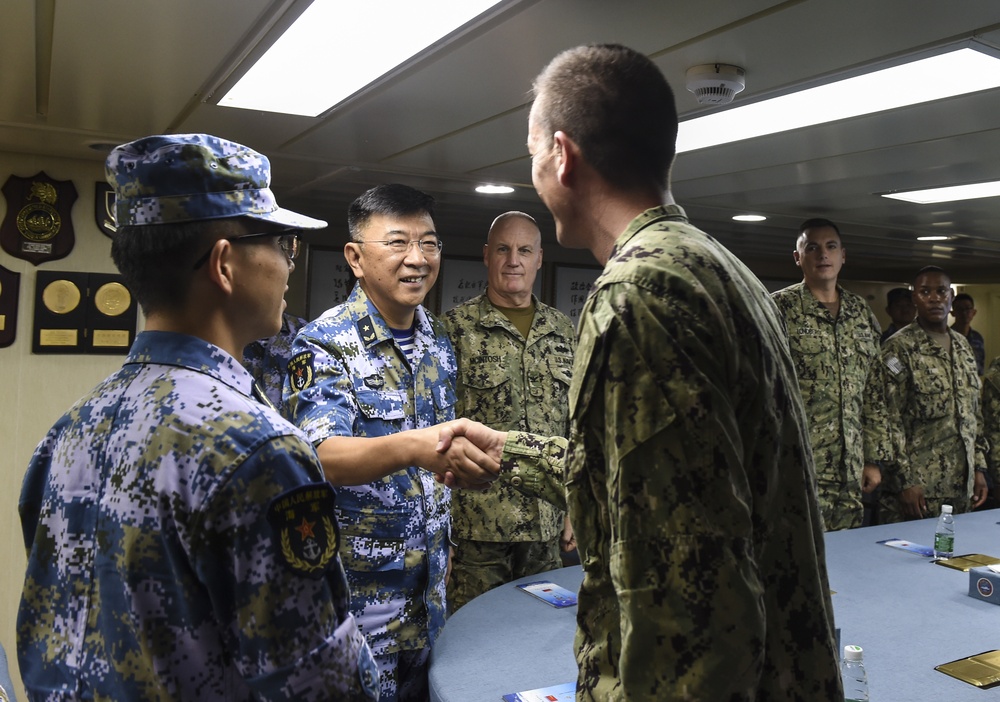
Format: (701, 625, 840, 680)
(359, 238, 443, 255)
(192, 231, 300, 270)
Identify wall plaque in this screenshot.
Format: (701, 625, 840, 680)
(33, 271, 137, 354)
(94, 181, 117, 239)
(0, 263, 20, 348)
(1, 172, 77, 265)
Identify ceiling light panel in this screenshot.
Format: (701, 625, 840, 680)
(221, 0, 506, 117)
(676, 47, 1000, 154)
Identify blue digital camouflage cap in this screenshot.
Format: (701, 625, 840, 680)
(106, 133, 327, 230)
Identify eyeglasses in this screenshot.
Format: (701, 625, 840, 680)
(361, 237, 443, 256)
(192, 231, 300, 270)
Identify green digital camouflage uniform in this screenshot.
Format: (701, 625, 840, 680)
(878, 324, 987, 522)
(498, 205, 842, 700)
(980, 356, 1000, 486)
(771, 282, 891, 530)
(442, 293, 575, 610)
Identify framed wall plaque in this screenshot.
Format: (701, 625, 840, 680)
(0, 263, 20, 348)
(1, 172, 77, 265)
(553, 264, 602, 327)
(33, 270, 137, 354)
(306, 247, 357, 320)
(437, 256, 543, 314)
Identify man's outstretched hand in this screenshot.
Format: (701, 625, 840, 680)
(433, 419, 508, 489)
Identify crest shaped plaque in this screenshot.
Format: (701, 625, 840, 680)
(94, 181, 117, 239)
(2, 172, 77, 265)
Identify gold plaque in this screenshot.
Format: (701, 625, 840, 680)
(94, 282, 130, 317)
(42, 279, 81, 314)
(39, 328, 78, 346)
(0, 314, 5, 331)
(93, 329, 130, 347)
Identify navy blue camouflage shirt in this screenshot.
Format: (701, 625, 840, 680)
(284, 284, 456, 659)
(18, 331, 378, 701)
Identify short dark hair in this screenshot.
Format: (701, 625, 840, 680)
(914, 265, 949, 286)
(954, 292, 975, 306)
(531, 44, 677, 195)
(799, 218, 841, 237)
(111, 221, 216, 314)
(886, 287, 911, 305)
(347, 184, 436, 241)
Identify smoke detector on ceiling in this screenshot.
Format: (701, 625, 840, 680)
(685, 64, 746, 105)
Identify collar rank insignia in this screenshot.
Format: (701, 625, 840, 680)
(357, 315, 379, 346)
(267, 484, 340, 579)
(288, 351, 315, 391)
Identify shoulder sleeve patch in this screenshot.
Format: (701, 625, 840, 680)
(267, 483, 340, 579)
(884, 354, 903, 376)
(288, 351, 316, 391)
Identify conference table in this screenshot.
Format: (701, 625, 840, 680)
(429, 508, 1000, 701)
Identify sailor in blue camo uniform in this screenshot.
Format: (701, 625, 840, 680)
(243, 311, 307, 410)
(17, 133, 379, 701)
(284, 184, 491, 702)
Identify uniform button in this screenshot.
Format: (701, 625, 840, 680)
(364, 670, 373, 685)
(511, 476, 523, 487)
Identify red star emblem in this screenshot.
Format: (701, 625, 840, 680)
(295, 517, 316, 540)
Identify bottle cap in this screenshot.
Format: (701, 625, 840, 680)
(942, 504, 953, 514)
(844, 644, 864, 661)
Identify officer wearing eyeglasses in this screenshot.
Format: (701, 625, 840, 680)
(18, 133, 380, 700)
(285, 183, 496, 702)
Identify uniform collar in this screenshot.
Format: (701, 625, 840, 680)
(125, 330, 255, 398)
(346, 282, 435, 350)
(476, 292, 564, 342)
(612, 204, 689, 256)
(794, 281, 861, 320)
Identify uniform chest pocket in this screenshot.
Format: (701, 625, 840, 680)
(460, 366, 512, 425)
(547, 355, 573, 387)
(432, 380, 457, 424)
(357, 388, 407, 421)
(789, 332, 827, 380)
(912, 365, 950, 419)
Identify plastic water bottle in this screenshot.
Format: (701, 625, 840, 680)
(841, 644, 869, 702)
(934, 504, 955, 559)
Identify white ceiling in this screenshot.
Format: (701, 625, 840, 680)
(2, 0, 1000, 282)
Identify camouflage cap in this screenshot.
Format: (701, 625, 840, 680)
(106, 133, 326, 229)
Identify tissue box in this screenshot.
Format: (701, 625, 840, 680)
(969, 567, 1000, 605)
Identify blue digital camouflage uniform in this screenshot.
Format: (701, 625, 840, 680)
(878, 325, 987, 521)
(963, 327, 986, 375)
(442, 293, 574, 610)
(18, 330, 378, 701)
(771, 282, 891, 530)
(243, 312, 307, 409)
(495, 205, 842, 700)
(284, 283, 455, 699)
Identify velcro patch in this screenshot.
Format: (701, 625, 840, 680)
(885, 355, 903, 376)
(267, 483, 340, 579)
(288, 351, 315, 391)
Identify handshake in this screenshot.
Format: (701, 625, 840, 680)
(425, 419, 509, 490)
